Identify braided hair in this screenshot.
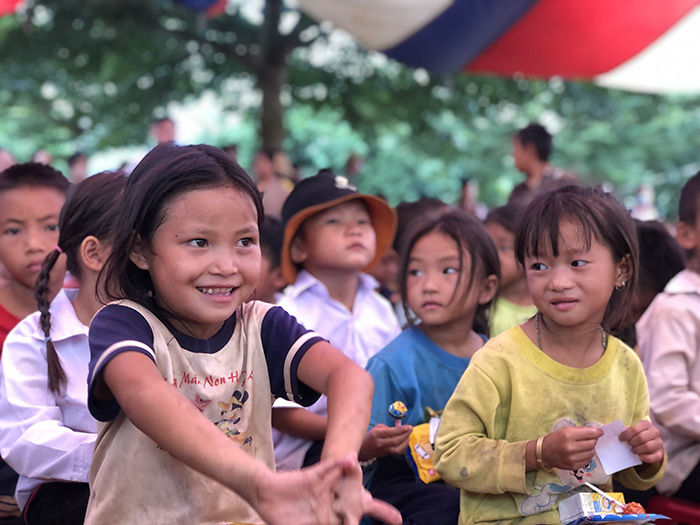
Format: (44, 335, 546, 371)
(35, 171, 127, 394)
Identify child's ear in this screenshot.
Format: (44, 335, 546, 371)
(289, 236, 308, 265)
(80, 235, 110, 272)
(676, 221, 697, 252)
(130, 236, 150, 271)
(478, 274, 499, 305)
(271, 267, 288, 292)
(615, 254, 633, 288)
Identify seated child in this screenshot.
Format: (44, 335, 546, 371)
(636, 172, 700, 504)
(435, 185, 665, 525)
(252, 216, 287, 303)
(272, 171, 401, 470)
(0, 162, 68, 521)
(484, 204, 537, 335)
(365, 209, 499, 525)
(0, 172, 125, 525)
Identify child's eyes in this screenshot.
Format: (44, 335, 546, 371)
(530, 262, 547, 271)
(571, 260, 588, 267)
(188, 239, 208, 248)
(3, 228, 20, 236)
(408, 268, 422, 277)
(237, 238, 255, 247)
(443, 267, 459, 274)
(46, 224, 59, 232)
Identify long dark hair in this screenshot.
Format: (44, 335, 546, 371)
(399, 208, 500, 337)
(98, 144, 263, 322)
(514, 185, 639, 332)
(35, 171, 127, 394)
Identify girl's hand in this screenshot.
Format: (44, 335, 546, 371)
(359, 423, 413, 460)
(619, 420, 665, 464)
(542, 426, 604, 470)
(254, 454, 401, 525)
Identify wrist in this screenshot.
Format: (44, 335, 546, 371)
(536, 435, 555, 472)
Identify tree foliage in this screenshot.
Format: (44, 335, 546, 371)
(1, 0, 699, 216)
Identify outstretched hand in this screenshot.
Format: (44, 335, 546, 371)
(542, 426, 604, 471)
(254, 454, 401, 525)
(619, 420, 665, 465)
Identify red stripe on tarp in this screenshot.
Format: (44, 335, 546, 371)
(466, 0, 700, 79)
(0, 0, 22, 16)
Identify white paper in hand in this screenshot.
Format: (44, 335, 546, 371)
(595, 420, 643, 475)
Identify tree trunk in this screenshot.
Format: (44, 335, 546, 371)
(257, 62, 287, 151)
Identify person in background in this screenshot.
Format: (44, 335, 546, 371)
(508, 123, 576, 206)
(0, 171, 126, 525)
(485, 204, 537, 336)
(0, 162, 69, 522)
(68, 152, 88, 184)
(435, 186, 665, 525)
(636, 172, 700, 505)
(149, 117, 176, 145)
(0, 150, 14, 173)
(365, 209, 499, 525)
(252, 216, 287, 304)
(31, 150, 53, 166)
(272, 171, 401, 470)
(613, 220, 685, 349)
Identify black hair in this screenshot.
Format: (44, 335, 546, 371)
(0, 162, 69, 193)
(514, 123, 552, 162)
(393, 198, 449, 254)
(260, 216, 284, 270)
(514, 185, 638, 332)
(399, 208, 500, 337)
(679, 171, 700, 226)
(35, 171, 127, 394)
(636, 220, 685, 296)
(485, 203, 527, 235)
(99, 143, 263, 322)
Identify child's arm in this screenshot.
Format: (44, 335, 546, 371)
(102, 350, 400, 525)
(271, 405, 327, 440)
(294, 340, 375, 461)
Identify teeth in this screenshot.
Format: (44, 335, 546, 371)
(198, 287, 233, 295)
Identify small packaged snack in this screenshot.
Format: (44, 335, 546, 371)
(558, 492, 669, 525)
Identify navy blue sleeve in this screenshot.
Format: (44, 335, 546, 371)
(88, 305, 156, 422)
(261, 306, 325, 407)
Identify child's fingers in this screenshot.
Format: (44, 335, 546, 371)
(361, 490, 402, 525)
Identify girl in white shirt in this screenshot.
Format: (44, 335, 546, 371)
(0, 171, 126, 525)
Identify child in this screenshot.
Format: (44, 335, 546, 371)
(251, 216, 287, 303)
(272, 171, 401, 470)
(435, 185, 665, 525)
(636, 172, 700, 504)
(485, 204, 537, 336)
(365, 209, 499, 525)
(0, 162, 68, 521)
(0, 162, 69, 352)
(85, 144, 400, 525)
(0, 171, 126, 525)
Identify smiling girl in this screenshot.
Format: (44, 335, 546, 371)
(85, 144, 399, 525)
(435, 185, 665, 525)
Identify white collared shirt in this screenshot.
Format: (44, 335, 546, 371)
(0, 288, 96, 510)
(637, 269, 700, 495)
(273, 270, 401, 470)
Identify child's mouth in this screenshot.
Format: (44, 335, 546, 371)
(197, 287, 234, 296)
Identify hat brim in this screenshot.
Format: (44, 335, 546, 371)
(281, 194, 397, 284)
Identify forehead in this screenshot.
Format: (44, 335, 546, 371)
(530, 220, 592, 257)
(412, 229, 462, 258)
(309, 199, 369, 220)
(162, 185, 257, 225)
(0, 186, 65, 220)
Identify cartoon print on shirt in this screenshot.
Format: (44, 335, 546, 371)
(215, 389, 250, 438)
(520, 418, 609, 516)
(191, 393, 211, 413)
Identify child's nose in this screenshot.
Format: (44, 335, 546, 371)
(548, 266, 572, 290)
(25, 228, 47, 253)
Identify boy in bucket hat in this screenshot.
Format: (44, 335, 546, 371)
(272, 171, 404, 470)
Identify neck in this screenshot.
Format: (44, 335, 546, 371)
(687, 257, 700, 274)
(534, 312, 606, 368)
(71, 272, 103, 326)
(308, 268, 361, 312)
(0, 280, 39, 320)
(499, 279, 533, 306)
(419, 315, 483, 359)
(524, 160, 550, 188)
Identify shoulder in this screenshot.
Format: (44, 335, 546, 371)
(90, 302, 155, 349)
